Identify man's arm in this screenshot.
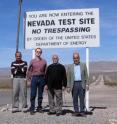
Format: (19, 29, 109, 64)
(66, 65, 72, 88)
(44, 66, 50, 90)
(22, 61, 28, 73)
(27, 61, 33, 81)
(11, 62, 17, 75)
(62, 66, 67, 88)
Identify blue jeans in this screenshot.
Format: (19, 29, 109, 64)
(30, 75, 45, 111)
(72, 81, 85, 112)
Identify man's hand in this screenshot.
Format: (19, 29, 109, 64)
(14, 69, 17, 74)
(44, 85, 48, 90)
(62, 86, 66, 91)
(86, 85, 89, 90)
(27, 80, 31, 87)
(22, 68, 24, 72)
(66, 87, 71, 93)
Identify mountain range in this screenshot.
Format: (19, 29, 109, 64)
(0, 61, 117, 77)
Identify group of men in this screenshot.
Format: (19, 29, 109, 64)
(11, 47, 89, 117)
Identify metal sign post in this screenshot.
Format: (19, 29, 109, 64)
(86, 47, 89, 111)
(32, 49, 35, 59)
(16, 0, 22, 52)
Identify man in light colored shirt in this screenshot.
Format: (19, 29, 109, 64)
(67, 52, 89, 117)
(74, 64, 81, 81)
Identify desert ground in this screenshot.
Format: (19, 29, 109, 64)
(0, 75, 117, 124)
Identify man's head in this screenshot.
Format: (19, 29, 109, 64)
(15, 51, 22, 61)
(73, 52, 80, 64)
(35, 48, 42, 58)
(52, 55, 59, 64)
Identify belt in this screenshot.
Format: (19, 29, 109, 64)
(33, 75, 45, 77)
(14, 76, 25, 78)
(74, 80, 82, 82)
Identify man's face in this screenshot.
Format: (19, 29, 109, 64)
(52, 55, 59, 64)
(35, 48, 42, 58)
(73, 53, 80, 64)
(16, 52, 22, 61)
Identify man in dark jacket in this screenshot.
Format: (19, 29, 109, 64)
(45, 55, 67, 116)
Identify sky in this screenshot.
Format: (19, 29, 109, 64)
(0, 0, 117, 67)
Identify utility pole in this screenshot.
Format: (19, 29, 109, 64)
(16, 0, 23, 52)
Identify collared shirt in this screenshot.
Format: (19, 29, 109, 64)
(74, 64, 81, 81)
(27, 58, 47, 78)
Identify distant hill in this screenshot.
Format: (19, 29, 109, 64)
(0, 67, 10, 78)
(0, 61, 117, 77)
(89, 61, 117, 72)
(0, 61, 117, 88)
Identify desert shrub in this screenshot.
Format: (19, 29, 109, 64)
(0, 78, 12, 89)
(103, 72, 117, 86)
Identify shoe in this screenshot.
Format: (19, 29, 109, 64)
(22, 106, 29, 113)
(12, 108, 21, 113)
(37, 106, 42, 109)
(85, 111, 93, 115)
(56, 112, 61, 116)
(47, 111, 56, 115)
(72, 112, 80, 116)
(56, 111, 64, 116)
(36, 106, 44, 113)
(22, 108, 30, 113)
(30, 110, 35, 115)
(80, 112, 86, 117)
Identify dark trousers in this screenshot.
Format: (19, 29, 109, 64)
(30, 75, 45, 111)
(72, 81, 85, 112)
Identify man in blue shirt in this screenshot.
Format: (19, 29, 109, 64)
(67, 52, 89, 116)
